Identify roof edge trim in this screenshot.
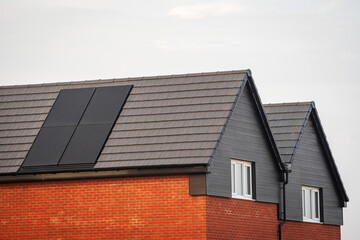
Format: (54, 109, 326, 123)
(0, 165, 208, 183)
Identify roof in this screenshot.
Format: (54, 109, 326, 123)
(263, 102, 313, 163)
(0, 70, 249, 174)
(263, 102, 349, 203)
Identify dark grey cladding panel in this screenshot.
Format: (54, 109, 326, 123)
(21, 126, 76, 167)
(43, 88, 95, 127)
(285, 116, 344, 225)
(207, 83, 280, 203)
(80, 85, 133, 125)
(59, 124, 113, 165)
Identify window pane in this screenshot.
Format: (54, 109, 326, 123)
(302, 189, 306, 217)
(246, 166, 251, 195)
(231, 163, 235, 194)
(314, 191, 319, 219)
(305, 189, 311, 219)
(235, 164, 242, 195)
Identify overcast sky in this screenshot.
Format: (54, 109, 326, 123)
(1, 0, 359, 238)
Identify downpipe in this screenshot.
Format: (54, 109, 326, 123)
(279, 172, 289, 240)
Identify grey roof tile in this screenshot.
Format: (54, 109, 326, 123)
(98, 149, 214, 162)
(0, 143, 32, 152)
(0, 129, 40, 137)
(0, 151, 27, 159)
(270, 126, 302, 134)
(0, 166, 20, 173)
(0, 107, 51, 116)
(0, 114, 47, 123)
(94, 157, 210, 168)
(113, 118, 225, 131)
(268, 119, 306, 127)
(0, 159, 24, 166)
(106, 133, 221, 145)
(0, 136, 36, 145)
(102, 141, 217, 154)
(0, 92, 58, 102)
(264, 102, 312, 163)
(116, 111, 229, 123)
(0, 99, 55, 110)
(0, 122, 43, 131)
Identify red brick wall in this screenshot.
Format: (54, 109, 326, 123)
(206, 196, 340, 240)
(0, 175, 341, 240)
(282, 220, 340, 240)
(0, 175, 206, 240)
(206, 196, 279, 239)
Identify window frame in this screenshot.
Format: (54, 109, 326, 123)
(302, 186, 321, 223)
(231, 159, 253, 200)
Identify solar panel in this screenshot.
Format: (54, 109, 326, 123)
(21, 126, 76, 167)
(80, 85, 133, 125)
(20, 85, 132, 172)
(58, 124, 113, 165)
(43, 88, 95, 127)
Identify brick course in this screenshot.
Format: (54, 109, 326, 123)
(0, 175, 340, 239)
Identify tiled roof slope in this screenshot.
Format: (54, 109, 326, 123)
(0, 70, 248, 174)
(263, 102, 313, 163)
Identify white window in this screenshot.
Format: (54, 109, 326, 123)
(302, 186, 321, 223)
(231, 160, 252, 199)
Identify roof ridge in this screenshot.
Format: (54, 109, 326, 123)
(263, 101, 314, 107)
(0, 69, 250, 89)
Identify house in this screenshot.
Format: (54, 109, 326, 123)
(0, 70, 348, 239)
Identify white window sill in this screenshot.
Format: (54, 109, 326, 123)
(232, 194, 254, 201)
(303, 218, 322, 224)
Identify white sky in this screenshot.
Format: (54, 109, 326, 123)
(1, 0, 359, 238)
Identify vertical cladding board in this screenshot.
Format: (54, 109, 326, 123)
(286, 115, 344, 225)
(207, 84, 280, 203)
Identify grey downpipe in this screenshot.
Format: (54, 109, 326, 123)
(279, 172, 289, 240)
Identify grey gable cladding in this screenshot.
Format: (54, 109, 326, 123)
(264, 102, 349, 224)
(0, 70, 250, 174)
(207, 80, 283, 202)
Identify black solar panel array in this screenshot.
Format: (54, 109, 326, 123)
(20, 85, 132, 173)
